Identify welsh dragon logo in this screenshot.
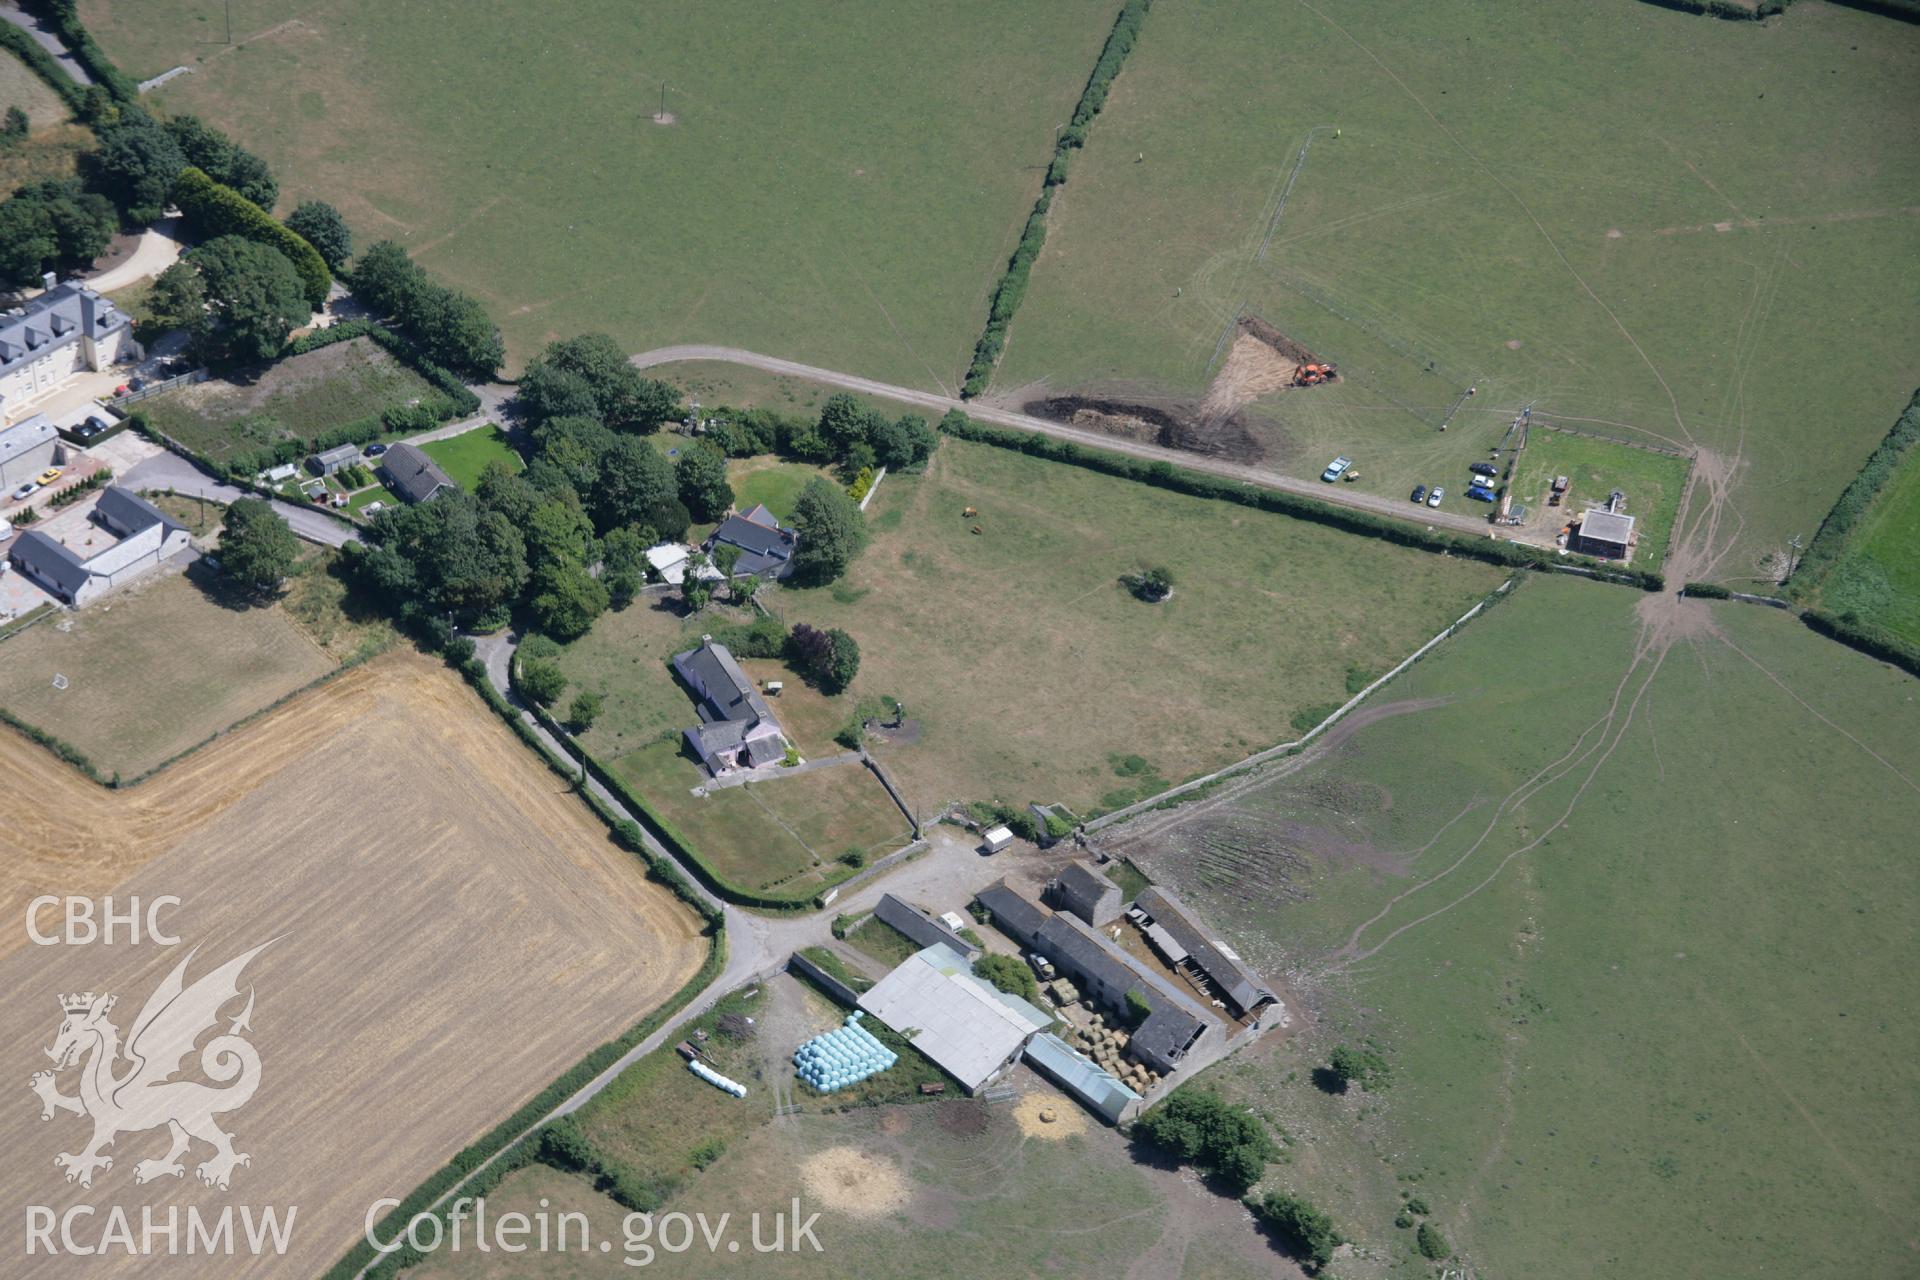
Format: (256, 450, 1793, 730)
(29, 942, 271, 1191)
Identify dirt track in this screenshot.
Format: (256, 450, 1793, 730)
(0, 653, 705, 1276)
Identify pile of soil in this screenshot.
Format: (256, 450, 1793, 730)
(1024, 394, 1265, 465)
(936, 1100, 992, 1138)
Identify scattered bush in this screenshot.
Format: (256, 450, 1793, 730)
(1327, 1042, 1391, 1093)
(515, 656, 568, 707)
(1681, 581, 1732, 599)
(566, 690, 604, 733)
(1132, 1086, 1276, 1195)
(1249, 1191, 1344, 1273)
(1416, 1221, 1450, 1260)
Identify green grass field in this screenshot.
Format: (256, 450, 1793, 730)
(138, 337, 439, 465)
(1510, 428, 1693, 569)
(419, 424, 522, 490)
(0, 48, 69, 132)
(89, 0, 1119, 383)
(775, 438, 1504, 817)
(1809, 443, 1920, 646)
(993, 0, 1920, 584)
(1108, 575, 1920, 1277)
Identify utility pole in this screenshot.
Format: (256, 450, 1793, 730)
(225, 0, 233, 44)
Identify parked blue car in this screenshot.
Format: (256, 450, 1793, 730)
(1466, 485, 1498, 503)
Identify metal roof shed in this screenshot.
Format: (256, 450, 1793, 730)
(857, 945, 1044, 1093)
(1023, 1032, 1142, 1124)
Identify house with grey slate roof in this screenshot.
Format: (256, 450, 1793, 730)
(377, 442, 455, 504)
(8, 487, 190, 607)
(704, 503, 798, 579)
(672, 635, 790, 775)
(1047, 860, 1123, 927)
(0, 280, 138, 423)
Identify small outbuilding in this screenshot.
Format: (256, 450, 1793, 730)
(1575, 508, 1635, 560)
(980, 824, 1015, 854)
(1047, 860, 1123, 927)
(308, 443, 361, 476)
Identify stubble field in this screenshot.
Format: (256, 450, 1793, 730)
(0, 652, 706, 1276)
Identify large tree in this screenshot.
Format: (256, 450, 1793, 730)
(869, 413, 939, 471)
(217, 497, 298, 593)
(591, 434, 679, 534)
(522, 333, 680, 431)
(347, 239, 502, 378)
(527, 558, 608, 641)
(0, 180, 117, 285)
(788, 475, 868, 584)
(148, 260, 209, 346)
(354, 490, 529, 626)
(674, 441, 733, 522)
(165, 115, 277, 209)
(90, 116, 185, 224)
(284, 200, 352, 271)
(181, 235, 310, 362)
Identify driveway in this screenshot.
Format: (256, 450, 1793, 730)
(122, 451, 357, 548)
(83, 218, 186, 294)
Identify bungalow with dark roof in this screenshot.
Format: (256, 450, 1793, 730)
(378, 442, 455, 504)
(704, 503, 799, 579)
(672, 635, 789, 774)
(8, 487, 190, 607)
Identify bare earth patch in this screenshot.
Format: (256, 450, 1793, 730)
(800, 1146, 911, 1219)
(1014, 1091, 1089, 1141)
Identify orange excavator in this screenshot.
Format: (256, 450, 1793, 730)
(1293, 361, 1337, 387)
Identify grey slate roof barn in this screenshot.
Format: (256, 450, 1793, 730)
(671, 635, 789, 775)
(0, 413, 59, 488)
(7, 486, 191, 607)
(874, 894, 981, 960)
(1134, 886, 1276, 1020)
(378, 442, 455, 503)
(1047, 860, 1123, 927)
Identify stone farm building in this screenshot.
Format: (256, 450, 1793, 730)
(8, 487, 191, 606)
(1132, 886, 1277, 1022)
(672, 635, 790, 775)
(0, 280, 138, 424)
(1047, 860, 1123, 927)
(976, 880, 1214, 1076)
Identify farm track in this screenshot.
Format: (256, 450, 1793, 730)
(630, 345, 1495, 536)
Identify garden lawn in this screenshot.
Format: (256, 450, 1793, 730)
(1510, 428, 1693, 570)
(728, 457, 825, 523)
(96, 0, 1121, 384)
(136, 337, 439, 466)
(419, 424, 522, 490)
(993, 0, 1920, 582)
(607, 742, 907, 899)
(1109, 575, 1920, 1278)
(1810, 441, 1920, 647)
(775, 438, 1503, 817)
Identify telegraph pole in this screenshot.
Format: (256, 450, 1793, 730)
(225, 0, 233, 44)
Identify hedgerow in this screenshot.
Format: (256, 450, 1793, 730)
(0, 23, 85, 110)
(1788, 388, 1920, 597)
(961, 0, 1153, 396)
(173, 166, 331, 308)
(936, 410, 1666, 590)
(22, 1, 139, 101)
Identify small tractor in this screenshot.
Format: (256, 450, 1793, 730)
(1292, 361, 1338, 387)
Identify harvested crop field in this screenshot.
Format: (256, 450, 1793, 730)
(0, 652, 706, 1276)
(0, 569, 339, 779)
